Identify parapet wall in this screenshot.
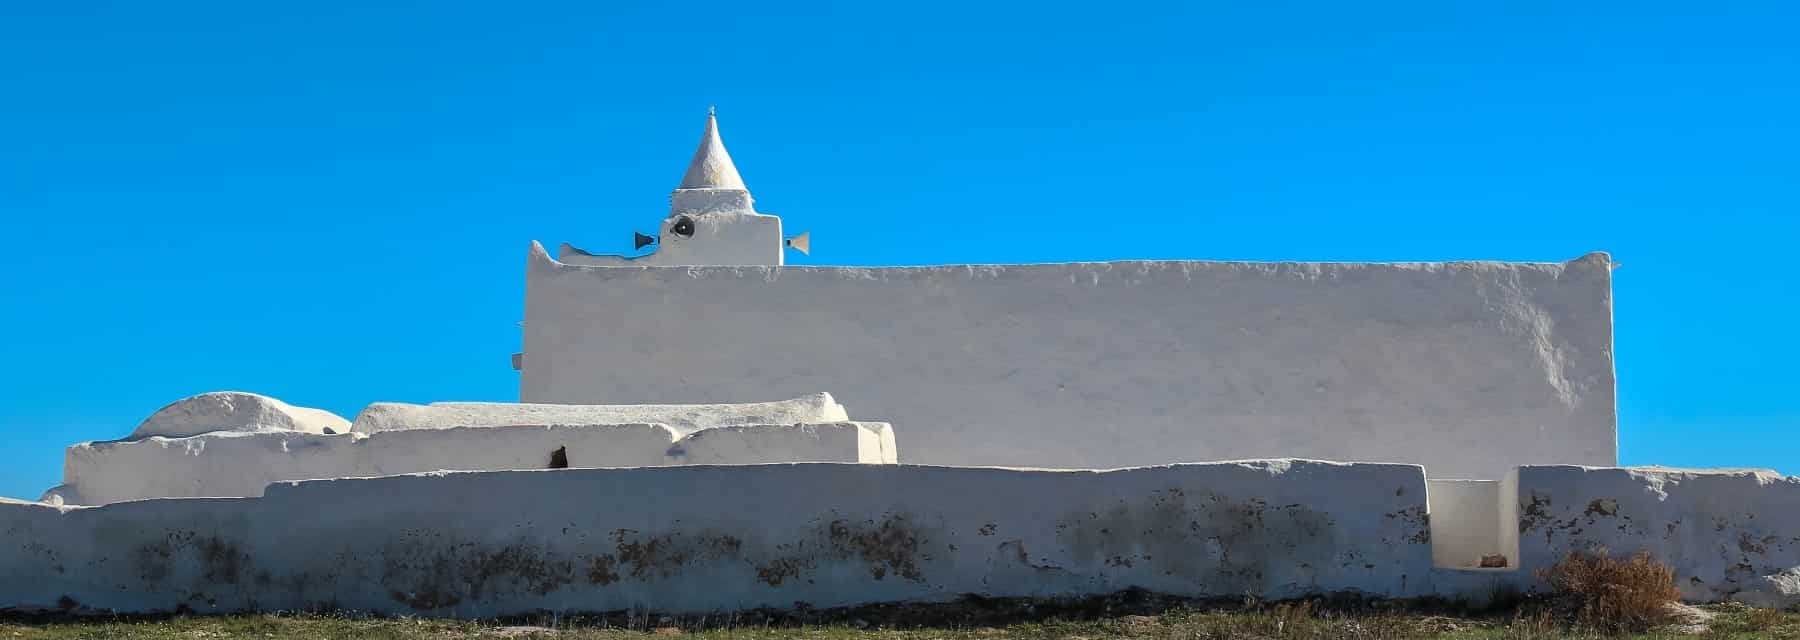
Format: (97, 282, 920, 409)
(351, 394, 849, 435)
(46, 422, 894, 505)
(8, 462, 1799, 615)
(0, 460, 1434, 616)
(1511, 466, 1800, 606)
(522, 246, 1618, 479)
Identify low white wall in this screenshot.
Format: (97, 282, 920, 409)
(1, 460, 1434, 616)
(351, 393, 848, 435)
(1511, 466, 1800, 606)
(46, 422, 891, 505)
(672, 423, 896, 465)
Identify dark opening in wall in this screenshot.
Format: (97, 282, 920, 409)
(548, 446, 569, 469)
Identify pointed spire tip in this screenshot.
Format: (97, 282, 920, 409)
(677, 108, 746, 191)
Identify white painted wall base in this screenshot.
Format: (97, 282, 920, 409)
(1510, 466, 1800, 606)
(44, 421, 892, 505)
(3, 460, 1433, 616)
(10, 461, 1800, 615)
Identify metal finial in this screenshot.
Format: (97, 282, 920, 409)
(708, 105, 716, 117)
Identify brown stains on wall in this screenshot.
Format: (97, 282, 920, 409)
(828, 517, 924, 581)
(754, 557, 809, 586)
(379, 516, 934, 611)
(1057, 488, 1344, 596)
(1517, 486, 1800, 603)
(381, 528, 746, 611)
(753, 514, 932, 585)
(1584, 498, 1618, 517)
(1520, 492, 1556, 542)
(1521, 493, 1652, 547)
(382, 541, 579, 610)
(580, 530, 746, 586)
(1385, 506, 1432, 544)
(129, 530, 251, 587)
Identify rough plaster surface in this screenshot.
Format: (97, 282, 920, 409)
(671, 423, 895, 465)
(43, 421, 892, 505)
(128, 392, 349, 440)
(522, 247, 1617, 479)
(351, 393, 847, 436)
(0, 460, 1434, 616)
(1511, 466, 1800, 604)
(677, 112, 747, 191)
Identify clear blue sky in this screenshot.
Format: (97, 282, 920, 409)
(2, 2, 1795, 499)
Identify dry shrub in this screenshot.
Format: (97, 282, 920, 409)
(1161, 600, 1426, 640)
(1535, 548, 1682, 633)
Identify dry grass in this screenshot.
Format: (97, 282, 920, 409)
(7, 575, 1799, 640)
(3, 603, 1799, 639)
(1533, 548, 1684, 634)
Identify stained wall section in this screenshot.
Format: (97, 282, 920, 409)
(521, 246, 1617, 479)
(1510, 466, 1800, 606)
(0, 460, 1433, 616)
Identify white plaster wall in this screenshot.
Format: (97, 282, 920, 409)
(560, 211, 784, 267)
(0, 460, 1434, 616)
(521, 247, 1617, 479)
(130, 392, 349, 439)
(351, 393, 847, 436)
(670, 424, 892, 465)
(1427, 480, 1505, 569)
(46, 422, 892, 505)
(1510, 465, 1800, 604)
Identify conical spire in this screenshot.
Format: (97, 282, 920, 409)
(677, 107, 747, 190)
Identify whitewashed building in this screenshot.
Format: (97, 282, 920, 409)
(7, 111, 1798, 617)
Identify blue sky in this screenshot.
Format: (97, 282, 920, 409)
(1, 2, 1795, 499)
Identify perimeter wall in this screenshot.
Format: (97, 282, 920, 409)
(1, 461, 1435, 616)
(8, 462, 1799, 616)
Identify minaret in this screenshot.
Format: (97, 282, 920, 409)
(670, 108, 755, 216)
(556, 108, 787, 267)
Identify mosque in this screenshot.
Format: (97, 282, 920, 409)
(3, 111, 1797, 616)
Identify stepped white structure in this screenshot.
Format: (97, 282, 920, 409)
(5, 111, 1797, 616)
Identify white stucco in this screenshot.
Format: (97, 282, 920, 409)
(559, 211, 785, 268)
(0, 460, 1434, 616)
(16, 461, 1800, 613)
(521, 247, 1617, 480)
(671, 423, 896, 465)
(351, 393, 848, 436)
(1510, 465, 1800, 606)
(43, 420, 893, 505)
(677, 110, 747, 191)
(128, 392, 350, 439)
(19, 108, 1790, 618)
